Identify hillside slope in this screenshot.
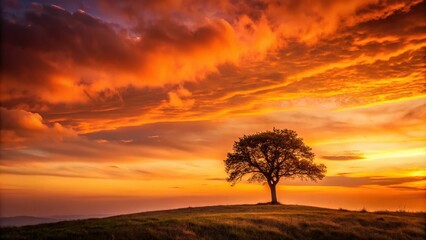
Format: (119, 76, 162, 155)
(1, 204, 424, 240)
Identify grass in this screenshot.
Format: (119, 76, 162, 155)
(1, 204, 424, 240)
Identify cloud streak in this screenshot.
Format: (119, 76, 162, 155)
(322, 152, 365, 161)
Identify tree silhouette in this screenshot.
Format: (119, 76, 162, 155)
(224, 128, 326, 204)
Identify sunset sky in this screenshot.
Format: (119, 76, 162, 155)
(1, 0, 425, 217)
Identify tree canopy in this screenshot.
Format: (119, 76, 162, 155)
(224, 128, 326, 204)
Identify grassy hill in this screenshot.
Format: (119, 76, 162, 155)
(1, 204, 424, 240)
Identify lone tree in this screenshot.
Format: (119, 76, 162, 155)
(224, 128, 326, 204)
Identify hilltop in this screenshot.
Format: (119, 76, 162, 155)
(1, 204, 424, 240)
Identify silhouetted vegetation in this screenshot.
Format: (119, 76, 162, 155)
(1, 204, 424, 240)
(225, 128, 326, 203)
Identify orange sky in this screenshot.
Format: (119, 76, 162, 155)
(0, 0, 425, 217)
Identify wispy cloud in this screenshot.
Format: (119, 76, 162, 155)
(322, 151, 365, 161)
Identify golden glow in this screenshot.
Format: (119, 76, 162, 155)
(1, 0, 425, 217)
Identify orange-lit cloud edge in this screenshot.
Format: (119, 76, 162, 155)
(0, 0, 425, 216)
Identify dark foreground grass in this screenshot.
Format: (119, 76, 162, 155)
(1, 204, 425, 240)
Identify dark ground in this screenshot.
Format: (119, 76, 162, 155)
(1, 204, 425, 240)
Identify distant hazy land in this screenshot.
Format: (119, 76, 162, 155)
(0, 214, 110, 227)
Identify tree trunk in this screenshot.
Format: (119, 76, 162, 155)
(269, 183, 278, 204)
